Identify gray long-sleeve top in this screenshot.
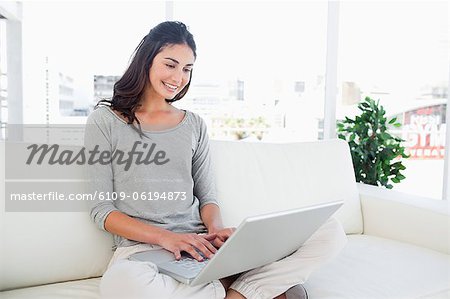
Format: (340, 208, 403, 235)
(84, 106, 218, 250)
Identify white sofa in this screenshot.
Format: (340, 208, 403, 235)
(1, 139, 449, 298)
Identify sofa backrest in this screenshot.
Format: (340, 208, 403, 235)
(209, 139, 363, 234)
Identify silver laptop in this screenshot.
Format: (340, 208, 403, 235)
(129, 200, 343, 286)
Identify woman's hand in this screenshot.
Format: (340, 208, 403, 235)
(157, 231, 218, 261)
(207, 227, 236, 248)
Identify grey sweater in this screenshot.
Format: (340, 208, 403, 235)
(84, 106, 218, 250)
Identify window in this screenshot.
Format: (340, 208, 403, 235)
(336, 1, 449, 199)
(172, 1, 328, 142)
(16, 1, 450, 199)
(21, 1, 165, 123)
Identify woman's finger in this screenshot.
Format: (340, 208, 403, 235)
(214, 238, 225, 248)
(202, 233, 217, 241)
(218, 231, 231, 241)
(184, 244, 204, 261)
(173, 249, 181, 260)
(191, 238, 215, 259)
(199, 236, 217, 254)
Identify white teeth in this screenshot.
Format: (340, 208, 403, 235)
(163, 82, 177, 90)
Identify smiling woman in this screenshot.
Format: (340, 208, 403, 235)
(95, 22, 197, 138)
(83, 20, 347, 299)
(147, 45, 195, 100)
(85, 21, 233, 298)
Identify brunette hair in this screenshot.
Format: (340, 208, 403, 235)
(96, 21, 196, 136)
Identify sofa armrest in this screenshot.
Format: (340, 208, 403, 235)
(357, 183, 450, 255)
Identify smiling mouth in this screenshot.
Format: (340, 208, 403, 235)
(163, 82, 178, 92)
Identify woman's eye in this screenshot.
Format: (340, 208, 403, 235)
(166, 64, 191, 73)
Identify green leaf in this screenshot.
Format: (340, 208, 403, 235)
(394, 123, 401, 127)
(389, 117, 397, 124)
(345, 116, 355, 123)
(380, 132, 391, 140)
(391, 162, 402, 169)
(396, 174, 406, 180)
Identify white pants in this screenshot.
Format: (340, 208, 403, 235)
(100, 217, 348, 299)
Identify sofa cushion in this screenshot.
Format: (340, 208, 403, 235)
(0, 142, 114, 291)
(0, 212, 113, 291)
(304, 235, 450, 299)
(0, 277, 101, 299)
(3, 235, 448, 299)
(209, 139, 363, 234)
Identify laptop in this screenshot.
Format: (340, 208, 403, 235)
(128, 200, 343, 286)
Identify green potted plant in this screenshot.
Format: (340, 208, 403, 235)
(336, 96, 409, 189)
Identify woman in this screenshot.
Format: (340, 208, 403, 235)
(84, 21, 347, 299)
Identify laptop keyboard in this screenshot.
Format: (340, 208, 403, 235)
(168, 257, 209, 273)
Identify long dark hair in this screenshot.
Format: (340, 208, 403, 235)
(96, 21, 197, 136)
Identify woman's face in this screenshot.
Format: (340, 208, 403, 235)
(148, 43, 195, 100)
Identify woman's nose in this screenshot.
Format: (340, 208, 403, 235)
(172, 69, 183, 84)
